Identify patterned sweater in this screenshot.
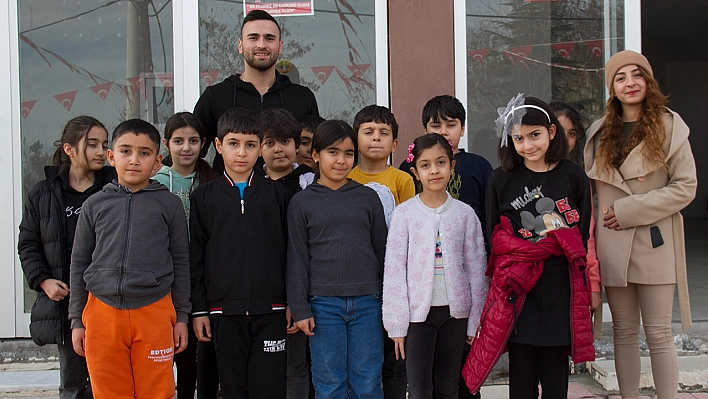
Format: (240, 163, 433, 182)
(382, 194, 489, 338)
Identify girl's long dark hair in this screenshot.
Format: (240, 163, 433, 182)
(53, 116, 106, 172)
(163, 112, 219, 189)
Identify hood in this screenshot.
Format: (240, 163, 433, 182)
(307, 179, 360, 193)
(223, 71, 293, 95)
(154, 165, 197, 194)
(104, 179, 168, 194)
(45, 165, 116, 187)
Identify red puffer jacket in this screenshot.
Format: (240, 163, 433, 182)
(462, 216, 595, 393)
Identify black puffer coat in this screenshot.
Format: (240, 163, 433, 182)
(18, 165, 114, 345)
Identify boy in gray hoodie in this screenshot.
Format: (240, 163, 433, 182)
(69, 119, 191, 398)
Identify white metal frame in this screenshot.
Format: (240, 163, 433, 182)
(453, 0, 468, 150)
(4, 0, 390, 338)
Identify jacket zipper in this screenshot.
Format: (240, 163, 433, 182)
(117, 192, 133, 308)
(241, 189, 249, 315)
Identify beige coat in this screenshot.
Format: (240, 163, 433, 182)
(584, 108, 697, 330)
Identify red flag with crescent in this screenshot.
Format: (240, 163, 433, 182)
(311, 66, 334, 85)
(54, 91, 78, 111)
(348, 64, 370, 78)
(91, 82, 113, 100)
(585, 40, 603, 57)
(509, 46, 533, 58)
(127, 76, 146, 99)
(468, 49, 491, 63)
(157, 73, 174, 90)
(21, 100, 36, 118)
(201, 71, 221, 86)
(552, 42, 575, 59)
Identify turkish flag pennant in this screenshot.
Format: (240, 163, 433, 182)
(21, 100, 36, 119)
(157, 73, 174, 91)
(467, 49, 491, 63)
(509, 46, 533, 58)
(54, 91, 78, 111)
(347, 64, 370, 78)
(91, 82, 113, 100)
(552, 42, 575, 59)
(310, 66, 335, 85)
(585, 40, 603, 57)
(127, 76, 146, 99)
(201, 71, 221, 86)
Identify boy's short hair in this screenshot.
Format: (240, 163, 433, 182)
(112, 119, 161, 151)
(353, 105, 399, 140)
(217, 108, 263, 141)
(260, 109, 302, 147)
(422, 95, 466, 127)
(300, 115, 326, 133)
(242, 10, 281, 37)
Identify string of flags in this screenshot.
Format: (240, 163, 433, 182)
(467, 38, 607, 73)
(20, 64, 373, 119)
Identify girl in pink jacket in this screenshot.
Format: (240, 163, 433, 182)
(382, 133, 488, 399)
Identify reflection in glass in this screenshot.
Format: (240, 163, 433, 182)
(199, 0, 376, 122)
(19, 0, 174, 311)
(465, 0, 624, 168)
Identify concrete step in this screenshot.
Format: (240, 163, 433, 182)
(590, 355, 708, 391)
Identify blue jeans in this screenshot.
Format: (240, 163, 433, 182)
(308, 294, 384, 399)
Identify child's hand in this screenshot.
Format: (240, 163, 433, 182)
(295, 318, 315, 336)
(392, 337, 405, 360)
(285, 306, 299, 334)
(174, 322, 188, 354)
(72, 328, 86, 357)
(39, 279, 69, 301)
(466, 336, 474, 346)
(193, 316, 212, 342)
(591, 292, 602, 311)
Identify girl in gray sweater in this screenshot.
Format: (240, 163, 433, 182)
(287, 120, 388, 399)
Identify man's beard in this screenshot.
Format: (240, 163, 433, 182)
(244, 51, 278, 72)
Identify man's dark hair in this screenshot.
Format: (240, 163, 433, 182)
(217, 108, 263, 141)
(422, 95, 466, 127)
(241, 10, 281, 37)
(353, 105, 399, 139)
(112, 119, 160, 151)
(261, 108, 302, 147)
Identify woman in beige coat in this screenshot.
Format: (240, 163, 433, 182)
(584, 50, 697, 399)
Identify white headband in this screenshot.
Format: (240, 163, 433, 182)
(504, 105, 551, 125)
(495, 94, 552, 147)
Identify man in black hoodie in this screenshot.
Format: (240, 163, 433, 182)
(194, 10, 320, 172)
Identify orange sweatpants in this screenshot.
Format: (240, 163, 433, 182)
(82, 293, 177, 399)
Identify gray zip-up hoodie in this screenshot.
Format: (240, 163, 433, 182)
(69, 180, 191, 328)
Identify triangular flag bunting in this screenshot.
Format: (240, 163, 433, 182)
(157, 73, 174, 90)
(21, 100, 36, 118)
(551, 42, 575, 59)
(467, 49, 491, 63)
(90, 82, 113, 100)
(347, 64, 370, 78)
(508, 46, 533, 58)
(54, 91, 78, 111)
(585, 40, 603, 57)
(201, 71, 221, 86)
(310, 66, 335, 85)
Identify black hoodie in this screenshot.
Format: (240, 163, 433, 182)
(194, 71, 320, 170)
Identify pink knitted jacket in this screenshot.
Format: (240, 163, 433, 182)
(383, 195, 489, 338)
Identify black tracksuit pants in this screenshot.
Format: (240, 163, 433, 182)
(211, 313, 287, 399)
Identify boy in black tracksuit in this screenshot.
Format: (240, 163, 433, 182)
(190, 108, 289, 399)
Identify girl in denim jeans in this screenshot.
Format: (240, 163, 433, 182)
(286, 120, 388, 399)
